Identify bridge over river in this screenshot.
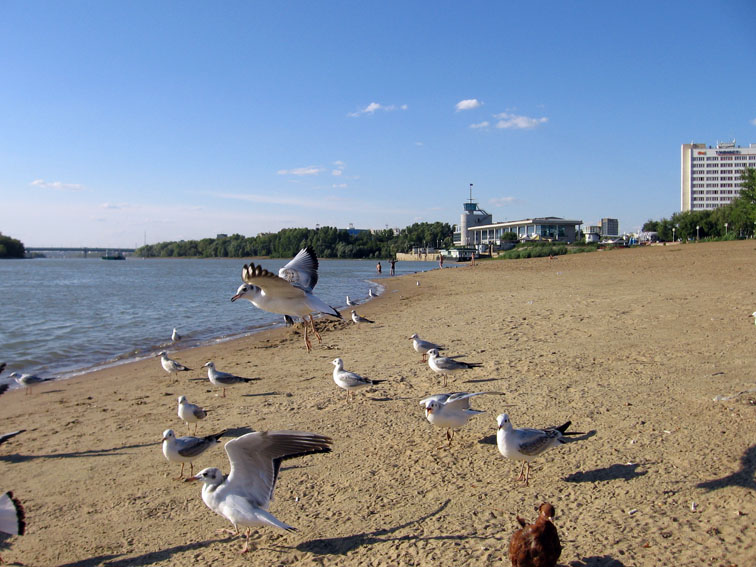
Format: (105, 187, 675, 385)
(27, 247, 137, 258)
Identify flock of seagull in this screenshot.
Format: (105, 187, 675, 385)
(0, 246, 579, 563)
(150, 246, 582, 561)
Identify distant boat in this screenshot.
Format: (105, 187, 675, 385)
(101, 251, 125, 260)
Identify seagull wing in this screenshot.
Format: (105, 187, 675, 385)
(278, 247, 319, 292)
(516, 428, 562, 456)
(419, 393, 452, 406)
(225, 431, 332, 508)
(0, 491, 25, 536)
(242, 263, 307, 301)
(444, 392, 486, 410)
(176, 433, 221, 458)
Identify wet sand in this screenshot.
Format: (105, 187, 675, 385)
(1, 240, 755, 566)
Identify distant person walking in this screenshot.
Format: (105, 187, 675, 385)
(438, 254, 444, 268)
(389, 258, 396, 276)
(470, 251, 476, 267)
(376, 261, 382, 274)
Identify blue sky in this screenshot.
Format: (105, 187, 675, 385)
(2, 1, 755, 248)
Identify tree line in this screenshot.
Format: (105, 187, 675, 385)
(643, 168, 756, 241)
(135, 222, 454, 259)
(0, 233, 26, 259)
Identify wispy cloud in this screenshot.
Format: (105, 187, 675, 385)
(751, 118, 756, 126)
(456, 98, 482, 111)
(332, 183, 348, 189)
(30, 179, 85, 191)
(469, 121, 490, 129)
(493, 112, 548, 129)
(348, 102, 408, 117)
(276, 166, 324, 176)
(490, 196, 524, 207)
(332, 161, 346, 176)
(100, 202, 129, 210)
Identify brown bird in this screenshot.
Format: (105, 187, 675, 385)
(509, 502, 562, 567)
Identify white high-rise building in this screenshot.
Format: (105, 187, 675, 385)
(681, 140, 756, 212)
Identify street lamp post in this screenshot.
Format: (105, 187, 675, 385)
(725, 222, 729, 236)
(696, 225, 700, 241)
(672, 227, 676, 242)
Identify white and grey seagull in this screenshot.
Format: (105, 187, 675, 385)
(350, 310, 374, 325)
(426, 348, 482, 387)
(369, 289, 378, 298)
(409, 333, 444, 362)
(158, 351, 192, 375)
(172, 328, 182, 342)
(8, 372, 53, 395)
(203, 361, 254, 397)
(346, 295, 357, 306)
(420, 392, 490, 447)
(162, 428, 226, 479)
(496, 413, 575, 486)
(187, 430, 332, 553)
(231, 247, 342, 352)
(177, 395, 208, 434)
(331, 358, 384, 402)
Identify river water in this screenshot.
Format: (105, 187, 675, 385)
(0, 257, 441, 382)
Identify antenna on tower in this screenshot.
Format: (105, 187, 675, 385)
(469, 183, 474, 202)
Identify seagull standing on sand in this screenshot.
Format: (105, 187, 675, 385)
(203, 361, 254, 397)
(409, 334, 444, 362)
(178, 396, 208, 434)
(231, 247, 342, 352)
(162, 429, 226, 479)
(496, 414, 575, 486)
(750, 311, 756, 325)
(8, 372, 53, 395)
(346, 296, 357, 306)
(172, 328, 182, 342)
(158, 351, 192, 375)
(426, 349, 482, 387)
(369, 289, 378, 298)
(331, 358, 384, 402)
(350, 310, 374, 325)
(187, 430, 332, 553)
(420, 392, 489, 447)
(509, 502, 562, 567)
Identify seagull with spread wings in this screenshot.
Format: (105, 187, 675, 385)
(231, 247, 341, 352)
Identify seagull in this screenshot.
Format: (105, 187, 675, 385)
(172, 328, 182, 342)
(509, 502, 562, 567)
(350, 310, 374, 325)
(178, 395, 208, 434)
(346, 295, 357, 306)
(750, 311, 756, 325)
(203, 361, 254, 397)
(496, 414, 574, 486)
(162, 429, 226, 479)
(409, 334, 444, 362)
(187, 430, 332, 553)
(8, 372, 53, 395)
(369, 289, 378, 298)
(331, 358, 385, 402)
(426, 349, 482, 387)
(0, 431, 25, 447)
(231, 247, 342, 352)
(420, 392, 491, 447)
(158, 351, 192, 375)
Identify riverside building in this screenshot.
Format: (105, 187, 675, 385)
(681, 140, 756, 212)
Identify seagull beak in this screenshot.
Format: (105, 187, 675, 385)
(425, 407, 432, 416)
(184, 476, 199, 483)
(231, 293, 242, 302)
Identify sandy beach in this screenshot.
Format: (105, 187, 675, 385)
(1, 240, 755, 566)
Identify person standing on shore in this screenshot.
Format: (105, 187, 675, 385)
(389, 258, 396, 276)
(376, 262, 382, 274)
(438, 254, 444, 268)
(470, 252, 476, 267)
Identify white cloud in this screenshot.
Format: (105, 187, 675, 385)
(332, 169, 343, 176)
(493, 112, 548, 129)
(30, 179, 85, 191)
(751, 118, 756, 126)
(469, 121, 490, 129)
(490, 196, 523, 207)
(332, 183, 348, 189)
(348, 102, 407, 117)
(100, 202, 129, 210)
(456, 99, 482, 111)
(276, 166, 324, 176)
(415, 141, 424, 146)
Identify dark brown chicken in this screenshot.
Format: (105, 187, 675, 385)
(509, 502, 562, 567)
